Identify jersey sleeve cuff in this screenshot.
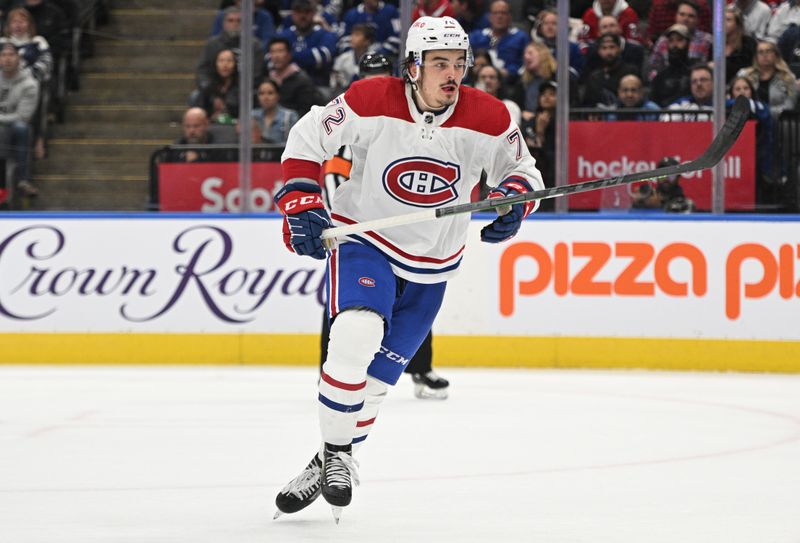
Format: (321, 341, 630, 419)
(282, 158, 322, 184)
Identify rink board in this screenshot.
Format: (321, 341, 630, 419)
(0, 214, 798, 372)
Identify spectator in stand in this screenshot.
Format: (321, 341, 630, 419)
(277, 0, 338, 87)
(340, 0, 401, 57)
(661, 63, 713, 121)
(767, 1, 800, 42)
(520, 80, 556, 210)
(631, 156, 695, 212)
(646, 1, 712, 80)
(531, 8, 585, 75)
(411, 0, 455, 21)
(581, 0, 641, 43)
(469, 0, 529, 82)
(173, 107, 214, 163)
(0, 39, 39, 197)
(738, 38, 798, 121)
(330, 23, 377, 94)
(647, 0, 711, 46)
(511, 41, 556, 119)
(451, 0, 489, 33)
(211, 0, 275, 46)
(4, 7, 51, 160)
(192, 48, 240, 124)
(196, 7, 264, 94)
(650, 24, 693, 106)
(476, 64, 521, 125)
(267, 36, 321, 116)
(14, 0, 68, 55)
(582, 15, 645, 77)
(252, 78, 298, 145)
(725, 5, 756, 84)
(734, 0, 771, 40)
(606, 74, 660, 120)
(462, 47, 493, 86)
(728, 75, 773, 203)
(778, 24, 800, 79)
(581, 33, 639, 106)
(4, 7, 51, 83)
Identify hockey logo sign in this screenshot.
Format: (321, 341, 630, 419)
(382, 157, 460, 208)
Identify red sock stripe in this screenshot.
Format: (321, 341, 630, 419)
(356, 417, 376, 427)
(321, 370, 367, 391)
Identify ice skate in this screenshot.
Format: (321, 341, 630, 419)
(411, 371, 449, 400)
(321, 442, 359, 523)
(273, 453, 322, 519)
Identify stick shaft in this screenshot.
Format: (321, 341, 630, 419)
(320, 96, 750, 240)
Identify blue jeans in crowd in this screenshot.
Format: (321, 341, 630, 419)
(0, 121, 31, 183)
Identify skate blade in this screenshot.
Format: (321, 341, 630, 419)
(331, 506, 343, 524)
(414, 384, 448, 400)
(273, 510, 283, 520)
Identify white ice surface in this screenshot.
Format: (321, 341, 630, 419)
(1, 366, 799, 543)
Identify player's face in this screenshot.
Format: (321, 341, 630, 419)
(417, 50, 466, 109)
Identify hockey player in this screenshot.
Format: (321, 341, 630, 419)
(273, 16, 544, 522)
(321, 52, 451, 401)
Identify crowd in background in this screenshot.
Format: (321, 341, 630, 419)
(0, 0, 79, 201)
(177, 0, 800, 211)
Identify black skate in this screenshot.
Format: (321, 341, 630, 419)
(273, 453, 322, 519)
(411, 371, 449, 400)
(321, 442, 359, 523)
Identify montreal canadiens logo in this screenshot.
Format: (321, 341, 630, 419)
(358, 277, 376, 287)
(382, 157, 460, 208)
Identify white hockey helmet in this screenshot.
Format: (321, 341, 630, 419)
(404, 16, 473, 82)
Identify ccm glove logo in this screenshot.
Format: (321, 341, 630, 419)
(283, 194, 324, 212)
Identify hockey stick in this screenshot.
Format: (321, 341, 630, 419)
(320, 95, 750, 241)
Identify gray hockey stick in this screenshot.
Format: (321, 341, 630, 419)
(320, 95, 750, 240)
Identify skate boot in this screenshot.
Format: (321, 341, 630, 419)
(273, 452, 322, 519)
(411, 370, 449, 400)
(321, 442, 359, 523)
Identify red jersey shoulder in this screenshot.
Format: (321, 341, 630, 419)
(442, 86, 510, 136)
(343, 77, 413, 122)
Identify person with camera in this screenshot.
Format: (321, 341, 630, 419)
(631, 156, 696, 213)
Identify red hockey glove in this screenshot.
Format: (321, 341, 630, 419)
(480, 178, 535, 243)
(274, 181, 331, 260)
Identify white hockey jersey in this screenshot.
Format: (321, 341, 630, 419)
(281, 76, 544, 284)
